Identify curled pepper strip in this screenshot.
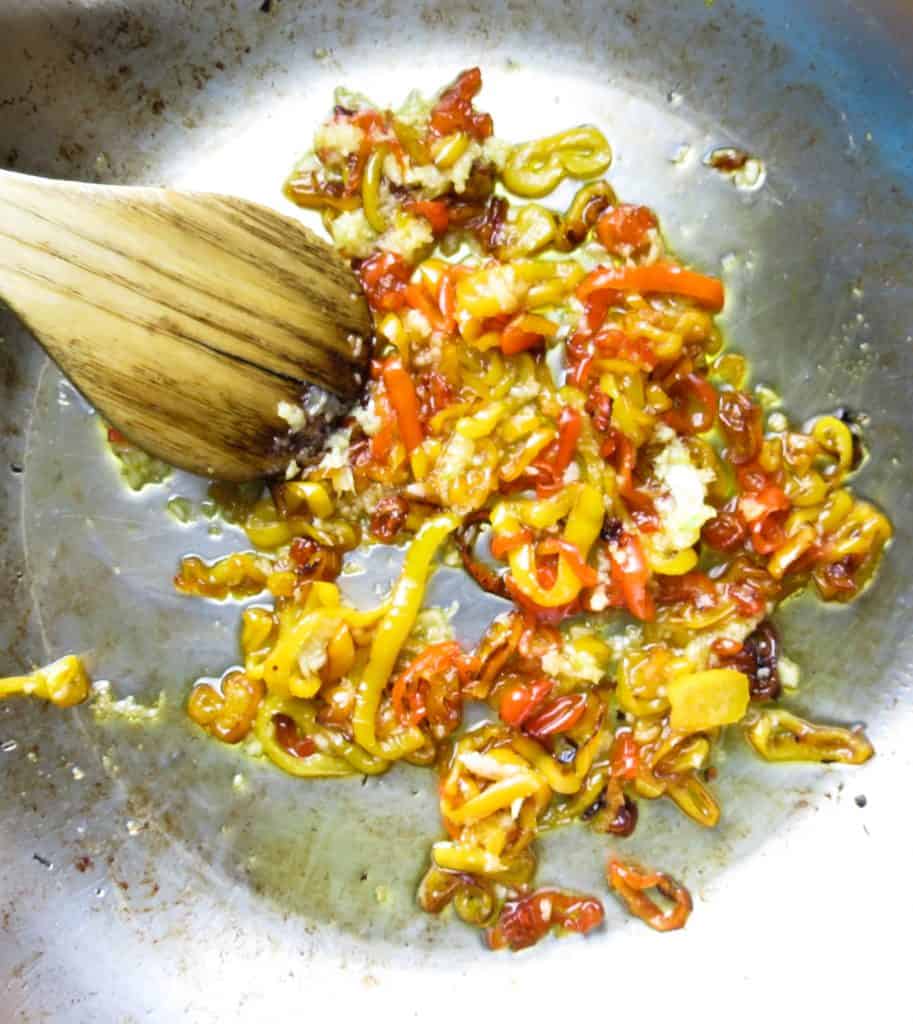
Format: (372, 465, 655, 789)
(743, 707, 874, 764)
(352, 513, 461, 757)
(256, 694, 389, 777)
(188, 671, 264, 743)
(455, 514, 511, 598)
(507, 483, 603, 608)
(578, 262, 725, 311)
(503, 126, 612, 198)
(390, 640, 470, 729)
(607, 858, 693, 932)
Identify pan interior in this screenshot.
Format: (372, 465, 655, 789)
(2, 0, 912, 1004)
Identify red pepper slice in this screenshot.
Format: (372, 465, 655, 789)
(404, 282, 447, 333)
(499, 677, 554, 727)
(610, 730, 640, 779)
(739, 485, 791, 555)
(607, 859, 692, 932)
(500, 318, 544, 355)
(537, 538, 599, 587)
(381, 358, 424, 453)
(594, 328, 658, 370)
(272, 714, 316, 759)
(608, 429, 636, 496)
(750, 512, 789, 555)
(369, 395, 397, 461)
(554, 407, 582, 476)
(524, 694, 588, 740)
(435, 271, 459, 333)
(487, 888, 604, 950)
(428, 67, 493, 141)
(736, 460, 774, 493)
(654, 569, 718, 609)
(350, 109, 388, 135)
(750, 489, 787, 527)
(358, 251, 412, 312)
(609, 532, 655, 621)
(718, 391, 763, 465)
(577, 262, 725, 312)
(490, 528, 534, 560)
(403, 198, 450, 234)
(595, 204, 658, 253)
(701, 509, 747, 551)
(391, 641, 467, 727)
(662, 372, 718, 435)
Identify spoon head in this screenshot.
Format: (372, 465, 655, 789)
(0, 173, 373, 480)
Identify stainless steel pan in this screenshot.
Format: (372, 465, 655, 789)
(2, 1, 912, 1019)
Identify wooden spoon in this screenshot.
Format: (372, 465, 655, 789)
(0, 169, 372, 481)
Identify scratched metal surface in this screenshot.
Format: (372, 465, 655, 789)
(0, 1, 912, 1020)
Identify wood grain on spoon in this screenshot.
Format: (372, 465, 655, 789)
(0, 169, 373, 480)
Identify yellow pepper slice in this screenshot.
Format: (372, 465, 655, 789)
(431, 131, 470, 168)
(490, 486, 578, 534)
(361, 145, 388, 233)
(352, 513, 461, 755)
(283, 481, 334, 519)
(446, 773, 546, 824)
(647, 546, 699, 576)
(503, 126, 612, 198)
(255, 695, 388, 778)
(0, 655, 90, 708)
(666, 775, 720, 827)
(812, 415, 854, 474)
(666, 669, 750, 733)
(262, 607, 341, 697)
(497, 204, 559, 260)
(507, 483, 603, 607)
(511, 732, 602, 795)
(432, 842, 507, 875)
(743, 707, 873, 764)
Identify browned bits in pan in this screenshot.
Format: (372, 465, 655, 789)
(718, 390, 763, 465)
(705, 146, 751, 173)
(369, 494, 410, 541)
(717, 620, 781, 701)
(289, 536, 343, 581)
